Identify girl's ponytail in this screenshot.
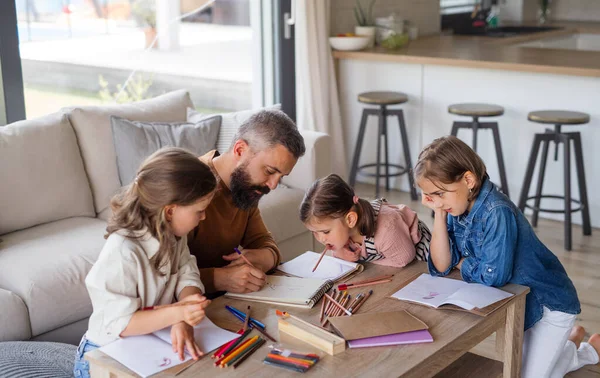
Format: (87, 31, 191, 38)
(354, 198, 376, 238)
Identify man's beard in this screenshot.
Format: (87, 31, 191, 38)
(230, 163, 271, 210)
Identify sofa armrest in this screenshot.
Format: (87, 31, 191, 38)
(282, 130, 331, 191)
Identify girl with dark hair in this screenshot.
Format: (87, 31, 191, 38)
(299, 174, 430, 266)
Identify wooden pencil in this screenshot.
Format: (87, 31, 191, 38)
(337, 279, 392, 290)
(312, 246, 329, 272)
(243, 306, 251, 331)
(338, 274, 394, 288)
(323, 292, 352, 316)
(319, 293, 328, 322)
(350, 289, 373, 314)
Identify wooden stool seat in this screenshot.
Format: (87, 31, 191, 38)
(528, 110, 590, 125)
(358, 91, 408, 105)
(448, 103, 504, 117)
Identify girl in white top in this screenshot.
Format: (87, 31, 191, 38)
(74, 147, 217, 378)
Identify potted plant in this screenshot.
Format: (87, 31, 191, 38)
(132, 0, 157, 49)
(354, 0, 376, 47)
(538, 0, 551, 24)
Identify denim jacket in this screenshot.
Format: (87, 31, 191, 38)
(428, 177, 580, 330)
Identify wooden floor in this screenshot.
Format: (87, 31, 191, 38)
(355, 183, 600, 377)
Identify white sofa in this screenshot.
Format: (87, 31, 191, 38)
(0, 90, 331, 345)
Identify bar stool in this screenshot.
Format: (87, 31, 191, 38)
(518, 110, 592, 251)
(448, 103, 510, 198)
(349, 91, 417, 200)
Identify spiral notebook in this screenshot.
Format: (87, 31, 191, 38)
(277, 251, 364, 282)
(224, 276, 333, 309)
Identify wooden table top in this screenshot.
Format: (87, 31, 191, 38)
(333, 21, 600, 78)
(86, 261, 529, 377)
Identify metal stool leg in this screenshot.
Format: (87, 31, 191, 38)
(531, 138, 550, 227)
(451, 121, 460, 137)
(472, 118, 479, 152)
(563, 135, 572, 251)
(518, 134, 544, 213)
(349, 109, 370, 187)
(397, 110, 418, 201)
(382, 107, 390, 192)
(490, 122, 510, 199)
(573, 133, 592, 236)
(375, 107, 384, 198)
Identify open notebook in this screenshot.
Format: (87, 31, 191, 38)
(391, 273, 513, 313)
(224, 276, 333, 309)
(98, 317, 238, 377)
(277, 251, 364, 281)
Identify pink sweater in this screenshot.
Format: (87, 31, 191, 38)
(333, 203, 420, 267)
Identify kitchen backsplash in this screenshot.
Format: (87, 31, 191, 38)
(330, 0, 440, 36)
(552, 0, 600, 22)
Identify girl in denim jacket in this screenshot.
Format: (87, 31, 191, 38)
(415, 136, 599, 378)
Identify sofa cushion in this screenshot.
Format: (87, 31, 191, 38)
(258, 186, 307, 244)
(187, 104, 281, 153)
(0, 217, 107, 337)
(111, 115, 222, 186)
(0, 112, 95, 235)
(66, 90, 194, 215)
(0, 288, 31, 341)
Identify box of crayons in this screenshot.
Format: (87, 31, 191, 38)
(263, 349, 320, 373)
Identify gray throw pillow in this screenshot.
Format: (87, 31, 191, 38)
(110, 115, 222, 186)
(187, 104, 281, 153)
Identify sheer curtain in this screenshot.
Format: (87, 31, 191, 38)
(295, 0, 347, 177)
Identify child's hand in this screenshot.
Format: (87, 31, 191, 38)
(180, 294, 210, 327)
(421, 193, 446, 215)
(170, 322, 203, 361)
(332, 240, 361, 262)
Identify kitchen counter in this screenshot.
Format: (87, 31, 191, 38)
(332, 22, 600, 77)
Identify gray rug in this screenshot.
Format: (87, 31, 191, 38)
(0, 341, 75, 378)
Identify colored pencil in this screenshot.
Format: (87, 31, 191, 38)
(243, 306, 251, 331)
(323, 289, 336, 316)
(323, 292, 353, 316)
(319, 292, 328, 322)
(347, 293, 364, 313)
(337, 274, 394, 289)
(223, 337, 263, 367)
(218, 336, 259, 367)
(251, 322, 277, 342)
(331, 293, 349, 317)
(232, 338, 266, 369)
(218, 328, 252, 359)
(263, 358, 307, 373)
(225, 305, 266, 329)
(234, 247, 256, 268)
(267, 353, 313, 368)
(337, 279, 392, 291)
(270, 349, 320, 363)
(350, 289, 373, 314)
(311, 246, 329, 272)
(212, 328, 244, 359)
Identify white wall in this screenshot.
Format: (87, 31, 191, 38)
(330, 0, 440, 37)
(338, 59, 600, 227)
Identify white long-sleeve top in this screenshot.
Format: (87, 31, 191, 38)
(85, 229, 204, 346)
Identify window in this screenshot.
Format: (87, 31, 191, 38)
(14, 0, 274, 119)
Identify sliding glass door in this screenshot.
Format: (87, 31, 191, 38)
(6, 0, 278, 120)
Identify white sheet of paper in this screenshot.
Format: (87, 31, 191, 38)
(278, 251, 358, 280)
(99, 334, 188, 378)
(98, 317, 239, 377)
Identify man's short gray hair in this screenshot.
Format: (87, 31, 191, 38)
(231, 110, 306, 159)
